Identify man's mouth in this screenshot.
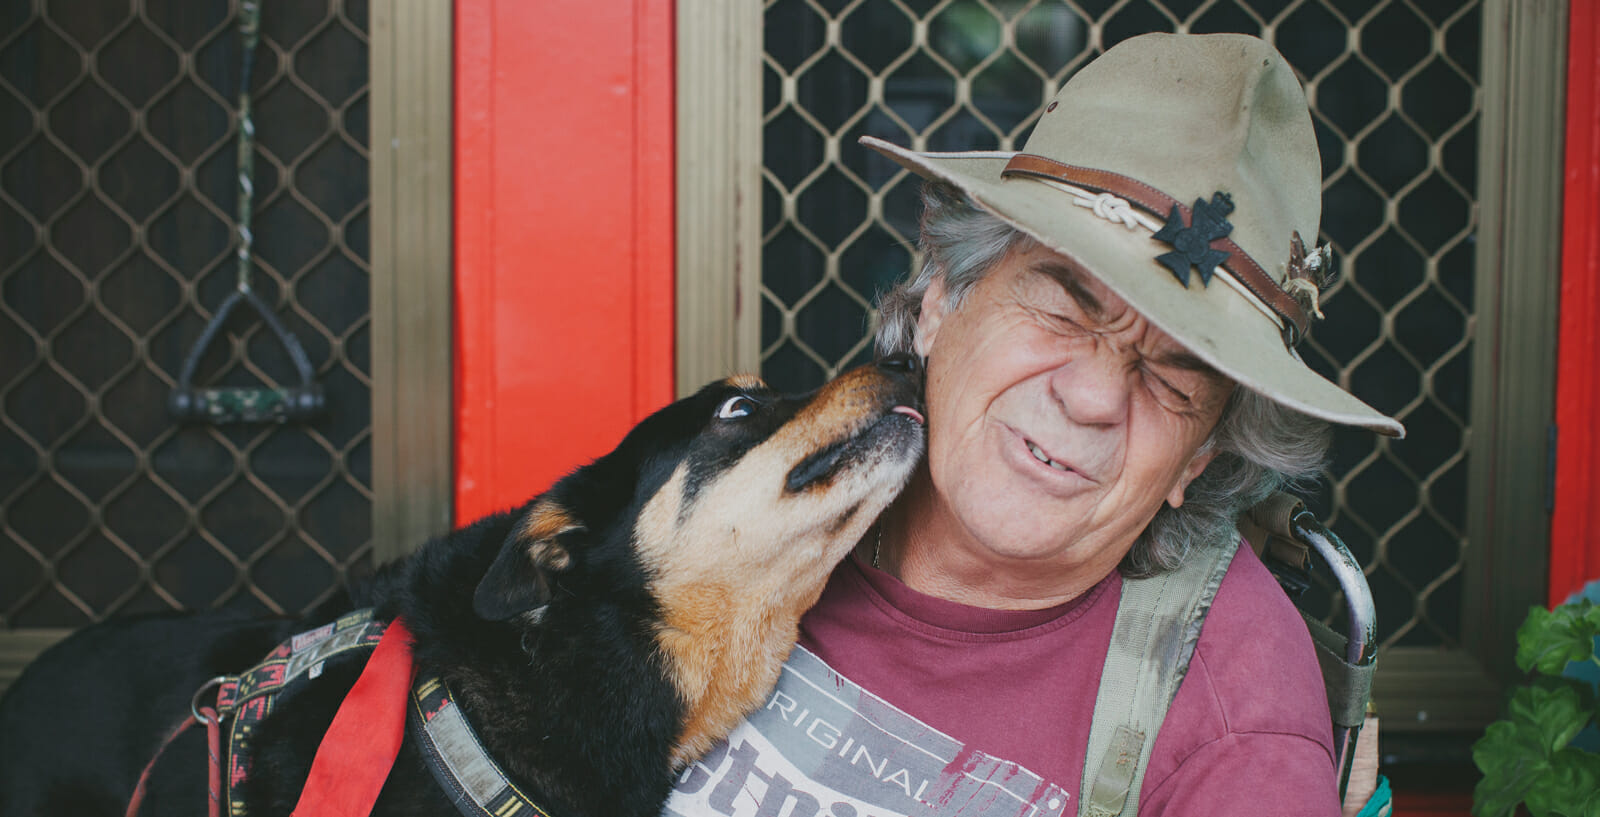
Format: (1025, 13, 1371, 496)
(1025, 439, 1072, 473)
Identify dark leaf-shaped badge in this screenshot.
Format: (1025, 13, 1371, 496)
(1152, 192, 1234, 286)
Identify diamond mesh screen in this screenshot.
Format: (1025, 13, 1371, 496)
(760, 0, 1478, 650)
(0, 0, 372, 626)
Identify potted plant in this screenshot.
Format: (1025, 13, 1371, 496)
(1472, 599, 1600, 816)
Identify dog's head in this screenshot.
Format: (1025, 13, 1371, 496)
(471, 358, 925, 765)
(474, 356, 925, 629)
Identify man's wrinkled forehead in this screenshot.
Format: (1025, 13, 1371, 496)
(1025, 252, 1223, 377)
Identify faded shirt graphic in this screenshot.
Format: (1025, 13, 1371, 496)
(663, 646, 1072, 817)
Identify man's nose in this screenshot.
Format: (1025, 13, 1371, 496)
(1050, 343, 1133, 427)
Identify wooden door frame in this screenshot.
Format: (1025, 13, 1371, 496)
(1369, 0, 1568, 735)
(371, 0, 455, 562)
(675, 0, 763, 394)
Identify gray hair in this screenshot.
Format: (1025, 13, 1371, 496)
(876, 182, 1330, 577)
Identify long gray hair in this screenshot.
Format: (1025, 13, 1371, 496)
(877, 182, 1331, 577)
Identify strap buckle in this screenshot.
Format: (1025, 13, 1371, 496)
(190, 676, 228, 725)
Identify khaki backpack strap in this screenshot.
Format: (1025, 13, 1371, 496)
(1079, 541, 1236, 817)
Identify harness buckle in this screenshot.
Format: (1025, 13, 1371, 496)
(191, 676, 227, 725)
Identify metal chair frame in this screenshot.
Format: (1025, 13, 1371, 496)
(1245, 493, 1379, 801)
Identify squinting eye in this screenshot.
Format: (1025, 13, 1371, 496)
(716, 395, 758, 420)
(1143, 369, 1194, 408)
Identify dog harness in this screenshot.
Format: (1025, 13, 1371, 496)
(125, 610, 389, 817)
(216, 610, 391, 815)
(131, 610, 555, 817)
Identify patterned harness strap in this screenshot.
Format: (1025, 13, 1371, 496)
(211, 609, 390, 816)
(141, 611, 558, 817)
(128, 610, 391, 817)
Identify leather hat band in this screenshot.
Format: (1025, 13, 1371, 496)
(1001, 153, 1311, 346)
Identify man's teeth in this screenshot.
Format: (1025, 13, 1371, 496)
(1026, 441, 1068, 472)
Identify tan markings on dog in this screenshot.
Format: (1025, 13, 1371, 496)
(516, 500, 580, 570)
(635, 464, 689, 543)
(726, 373, 766, 391)
(636, 365, 921, 767)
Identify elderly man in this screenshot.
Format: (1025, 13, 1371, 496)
(666, 33, 1401, 817)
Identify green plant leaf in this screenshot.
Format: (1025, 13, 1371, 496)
(1508, 684, 1590, 753)
(1517, 603, 1600, 676)
(1475, 719, 1553, 817)
(1474, 601, 1600, 817)
(1583, 602, 1600, 631)
(1524, 748, 1600, 817)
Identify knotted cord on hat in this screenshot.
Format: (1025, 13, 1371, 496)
(1079, 191, 1162, 233)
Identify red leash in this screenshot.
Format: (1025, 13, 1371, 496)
(290, 618, 415, 816)
(125, 619, 415, 817)
(124, 704, 224, 817)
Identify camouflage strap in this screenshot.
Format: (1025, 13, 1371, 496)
(166, 0, 324, 426)
(410, 674, 555, 817)
(1078, 541, 1235, 817)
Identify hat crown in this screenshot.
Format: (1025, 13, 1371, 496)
(1022, 33, 1320, 283)
(856, 33, 1404, 435)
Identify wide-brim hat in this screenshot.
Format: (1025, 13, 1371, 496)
(863, 33, 1404, 437)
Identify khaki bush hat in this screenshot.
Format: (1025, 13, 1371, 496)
(863, 32, 1404, 437)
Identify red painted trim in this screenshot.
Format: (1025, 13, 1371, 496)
(1392, 790, 1471, 817)
(632, 0, 677, 420)
(453, 0, 676, 523)
(453, 0, 494, 520)
(1552, 1, 1600, 606)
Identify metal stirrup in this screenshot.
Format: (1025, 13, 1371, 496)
(168, 0, 325, 425)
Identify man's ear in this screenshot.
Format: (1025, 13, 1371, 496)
(1165, 448, 1218, 509)
(474, 500, 581, 622)
(914, 277, 949, 358)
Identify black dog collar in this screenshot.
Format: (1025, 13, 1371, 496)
(409, 673, 555, 817)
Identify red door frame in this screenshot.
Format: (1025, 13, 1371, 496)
(1553, 1, 1600, 606)
(453, 0, 676, 522)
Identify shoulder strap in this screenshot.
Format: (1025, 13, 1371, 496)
(1078, 541, 1236, 817)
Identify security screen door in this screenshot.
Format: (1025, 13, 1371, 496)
(1, 1, 373, 633)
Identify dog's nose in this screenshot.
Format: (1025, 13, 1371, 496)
(875, 353, 919, 375)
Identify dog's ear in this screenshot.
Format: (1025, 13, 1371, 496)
(474, 501, 581, 622)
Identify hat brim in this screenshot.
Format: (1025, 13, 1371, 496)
(863, 136, 1404, 438)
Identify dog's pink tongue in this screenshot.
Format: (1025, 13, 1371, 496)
(892, 406, 925, 425)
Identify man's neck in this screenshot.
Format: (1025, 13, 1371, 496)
(877, 468, 1122, 610)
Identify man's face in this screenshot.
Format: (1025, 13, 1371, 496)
(912, 242, 1235, 579)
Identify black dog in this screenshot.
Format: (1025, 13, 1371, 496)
(0, 360, 925, 817)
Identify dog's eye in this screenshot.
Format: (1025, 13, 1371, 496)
(716, 395, 758, 420)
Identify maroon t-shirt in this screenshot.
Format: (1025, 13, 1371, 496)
(664, 541, 1340, 816)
